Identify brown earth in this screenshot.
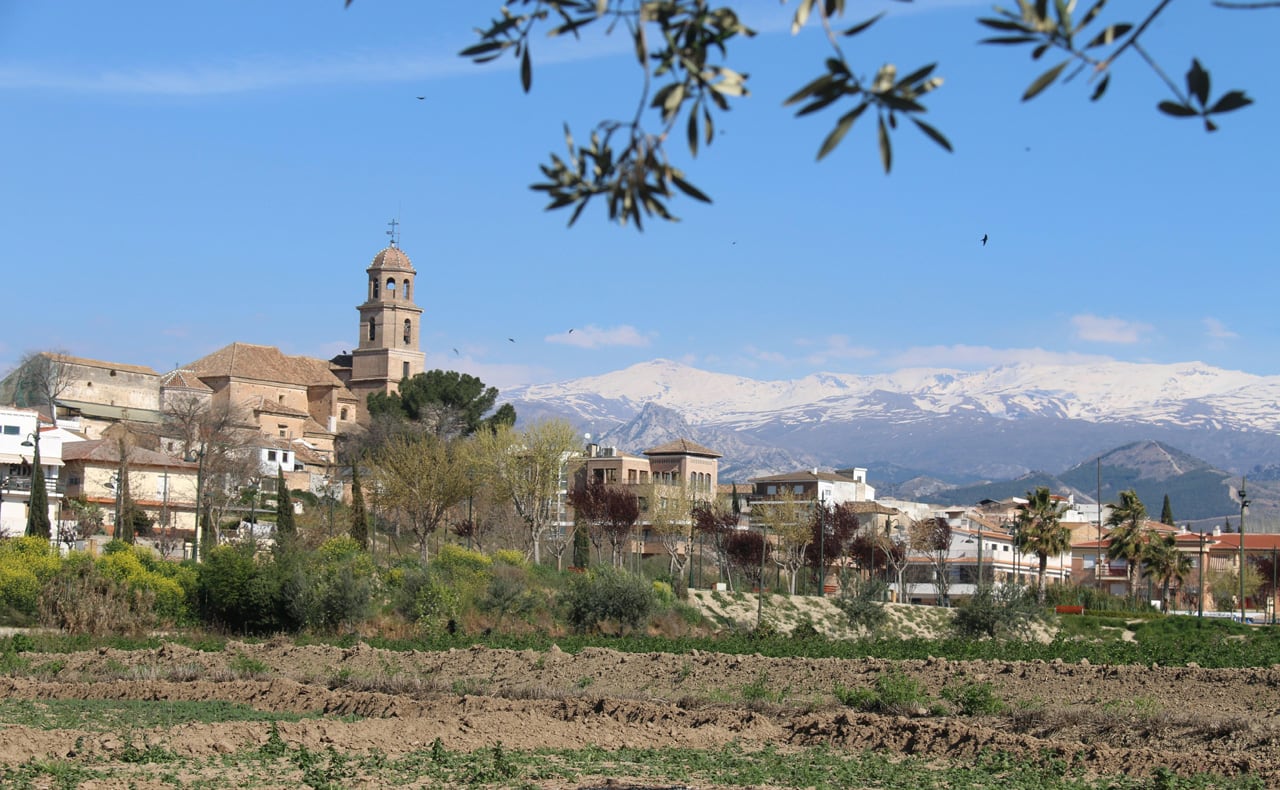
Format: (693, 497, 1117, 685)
(3, 627, 1280, 788)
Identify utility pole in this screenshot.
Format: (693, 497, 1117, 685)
(1239, 476, 1250, 624)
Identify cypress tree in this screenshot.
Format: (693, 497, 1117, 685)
(1160, 494, 1175, 525)
(25, 431, 51, 540)
(572, 523, 590, 568)
(349, 463, 369, 551)
(275, 469, 296, 538)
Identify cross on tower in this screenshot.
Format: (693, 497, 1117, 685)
(386, 218, 400, 247)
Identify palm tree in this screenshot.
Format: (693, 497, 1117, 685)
(1106, 489, 1149, 600)
(1015, 486, 1071, 603)
(1142, 533, 1193, 612)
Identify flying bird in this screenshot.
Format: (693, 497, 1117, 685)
(981, 234, 988, 246)
(508, 337, 515, 343)
(568, 328, 574, 334)
(452, 348, 459, 356)
(416, 96, 425, 100)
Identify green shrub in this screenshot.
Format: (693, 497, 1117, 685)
(196, 544, 291, 635)
(834, 574, 889, 633)
(392, 565, 460, 633)
(98, 547, 188, 624)
(491, 549, 526, 567)
(952, 584, 1040, 640)
(39, 553, 158, 637)
(283, 539, 377, 633)
(0, 537, 61, 618)
(478, 564, 537, 629)
(564, 567, 655, 634)
(836, 670, 931, 716)
(941, 680, 1004, 715)
(651, 580, 675, 607)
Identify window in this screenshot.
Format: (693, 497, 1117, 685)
(640, 471, 648, 483)
(403, 278, 411, 300)
(267, 450, 277, 461)
(368, 318, 376, 341)
(793, 485, 804, 494)
(372, 279, 379, 299)
(340, 407, 349, 420)
(277, 424, 287, 438)
(282, 453, 290, 465)
(1, 426, 17, 436)
(628, 469, 637, 483)
(402, 361, 409, 379)
(403, 319, 411, 344)
(766, 485, 777, 495)
(386, 277, 397, 297)
(277, 394, 284, 404)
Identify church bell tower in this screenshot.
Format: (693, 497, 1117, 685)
(348, 220, 425, 407)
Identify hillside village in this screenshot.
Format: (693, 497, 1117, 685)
(2, 237, 1278, 620)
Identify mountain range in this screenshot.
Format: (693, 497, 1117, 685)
(504, 359, 1280, 528)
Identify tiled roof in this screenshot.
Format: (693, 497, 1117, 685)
(842, 501, 900, 515)
(159, 369, 212, 392)
(43, 353, 159, 377)
(371, 246, 414, 272)
(1207, 533, 1280, 551)
(61, 439, 196, 470)
(243, 395, 311, 419)
(750, 469, 857, 484)
(188, 343, 345, 389)
(643, 439, 721, 458)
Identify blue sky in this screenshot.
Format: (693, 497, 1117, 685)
(1, 1, 1275, 391)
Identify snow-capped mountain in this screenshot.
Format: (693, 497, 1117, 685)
(504, 359, 1280, 481)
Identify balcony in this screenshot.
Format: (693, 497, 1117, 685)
(0, 475, 65, 495)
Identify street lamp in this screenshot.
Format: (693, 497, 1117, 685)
(184, 445, 208, 560)
(964, 530, 984, 592)
(1240, 476, 1250, 624)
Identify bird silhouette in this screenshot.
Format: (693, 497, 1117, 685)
(568, 328, 574, 334)
(452, 348, 459, 356)
(981, 234, 988, 246)
(416, 96, 425, 100)
(508, 338, 515, 343)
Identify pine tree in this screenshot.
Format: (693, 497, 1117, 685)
(275, 469, 296, 538)
(24, 430, 51, 540)
(1160, 494, 1175, 525)
(349, 463, 369, 551)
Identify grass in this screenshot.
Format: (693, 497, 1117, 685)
(0, 698, 319, 731)
(0, 739, 1264, 789)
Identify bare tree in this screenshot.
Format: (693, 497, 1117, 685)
(692, 501, 738, 590)
(648, 482, 695, 579)
(11, 350, 73, 419)
(752, 489, 811, 595)
(474, 419, 579, 564)
(911, 517, 954, 605)
(371, 432, 469, 562)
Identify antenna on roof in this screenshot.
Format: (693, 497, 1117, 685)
(386, 217, 400, 247)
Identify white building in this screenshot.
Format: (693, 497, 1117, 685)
(0, 407, 64, 538)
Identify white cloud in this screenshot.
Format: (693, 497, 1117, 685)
(889, 344, 1114, 369)
(1071, 314, 1152, 344)
(1203, 317, 1238, 340)
(803, 334, 877, 365)
(547, 324, 652, 349)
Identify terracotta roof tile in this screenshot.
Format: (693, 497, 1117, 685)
(643, 438, 722, 458)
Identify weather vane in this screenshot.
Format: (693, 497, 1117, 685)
(386, 218, 400, 247)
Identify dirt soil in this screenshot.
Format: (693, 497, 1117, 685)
(3, 624, 1280, 788)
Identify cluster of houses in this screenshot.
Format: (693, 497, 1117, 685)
(2, 234, 1276, 617)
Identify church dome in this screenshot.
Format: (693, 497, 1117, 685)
(370, 245, 414, 272)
